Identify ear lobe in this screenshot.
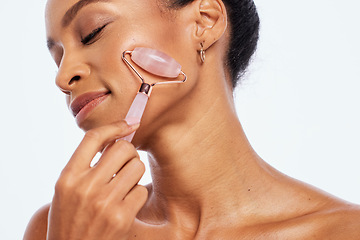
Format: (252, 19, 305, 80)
(195, 0, 227, 50)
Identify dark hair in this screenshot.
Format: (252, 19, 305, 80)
(167, 0, 260, 88)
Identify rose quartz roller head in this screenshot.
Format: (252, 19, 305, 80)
(121, 47, 187, 142)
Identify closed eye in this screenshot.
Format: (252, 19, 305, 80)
(81, 24, 107, 45)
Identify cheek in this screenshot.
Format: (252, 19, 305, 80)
(94, 31, 141, 93)
(85, 11, 199, 132)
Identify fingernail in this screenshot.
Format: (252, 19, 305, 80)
(125, 117, 141, 126)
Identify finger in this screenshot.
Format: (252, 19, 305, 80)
(122, 185, 148, 215)
(66, 121, 139, 171)
(91, 140, 140, 183)
(107, 158, 145, 198)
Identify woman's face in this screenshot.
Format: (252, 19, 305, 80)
(45, 0, 199, 142)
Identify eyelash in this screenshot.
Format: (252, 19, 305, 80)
(81, 24, 107, 45)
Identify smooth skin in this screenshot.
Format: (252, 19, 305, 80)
(24, 0, 360, 239)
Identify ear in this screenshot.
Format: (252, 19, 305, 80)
(194, 0, 227, 50)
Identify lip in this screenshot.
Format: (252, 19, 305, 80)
(70, 91, 110, 122)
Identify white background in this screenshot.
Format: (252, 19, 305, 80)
(0, 0, 359, 239)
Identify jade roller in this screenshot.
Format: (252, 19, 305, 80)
(121, 47, 187, 142)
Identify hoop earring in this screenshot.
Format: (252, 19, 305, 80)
(199, 43, 206, 63)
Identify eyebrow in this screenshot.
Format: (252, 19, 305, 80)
(62, 0, 110, 28)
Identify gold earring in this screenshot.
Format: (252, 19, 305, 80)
(199, 43, 206, 63)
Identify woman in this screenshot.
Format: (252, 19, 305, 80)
(24, 0, 360, 239)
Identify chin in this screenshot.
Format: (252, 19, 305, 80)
(76, 114, 120, 132)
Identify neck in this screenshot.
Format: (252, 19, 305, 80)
(139, 73, 272, 227)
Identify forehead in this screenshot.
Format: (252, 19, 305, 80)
(44, 0, 175, 49)
(45, 0, 75, 33)
(45, 0, 161, 32)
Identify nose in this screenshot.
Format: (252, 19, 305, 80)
(55, 51, 90, 94)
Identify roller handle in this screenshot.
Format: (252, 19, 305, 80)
(121, 92, 149, 142)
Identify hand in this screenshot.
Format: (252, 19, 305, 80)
(47, 121, 148, 240)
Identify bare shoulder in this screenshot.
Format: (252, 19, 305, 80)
(256, 170, 360, 239)
(23, 203, 50, 240)
(284, 176, 360, 238)
(311, 202, 360, 238)
(277, 202, 360, 239)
